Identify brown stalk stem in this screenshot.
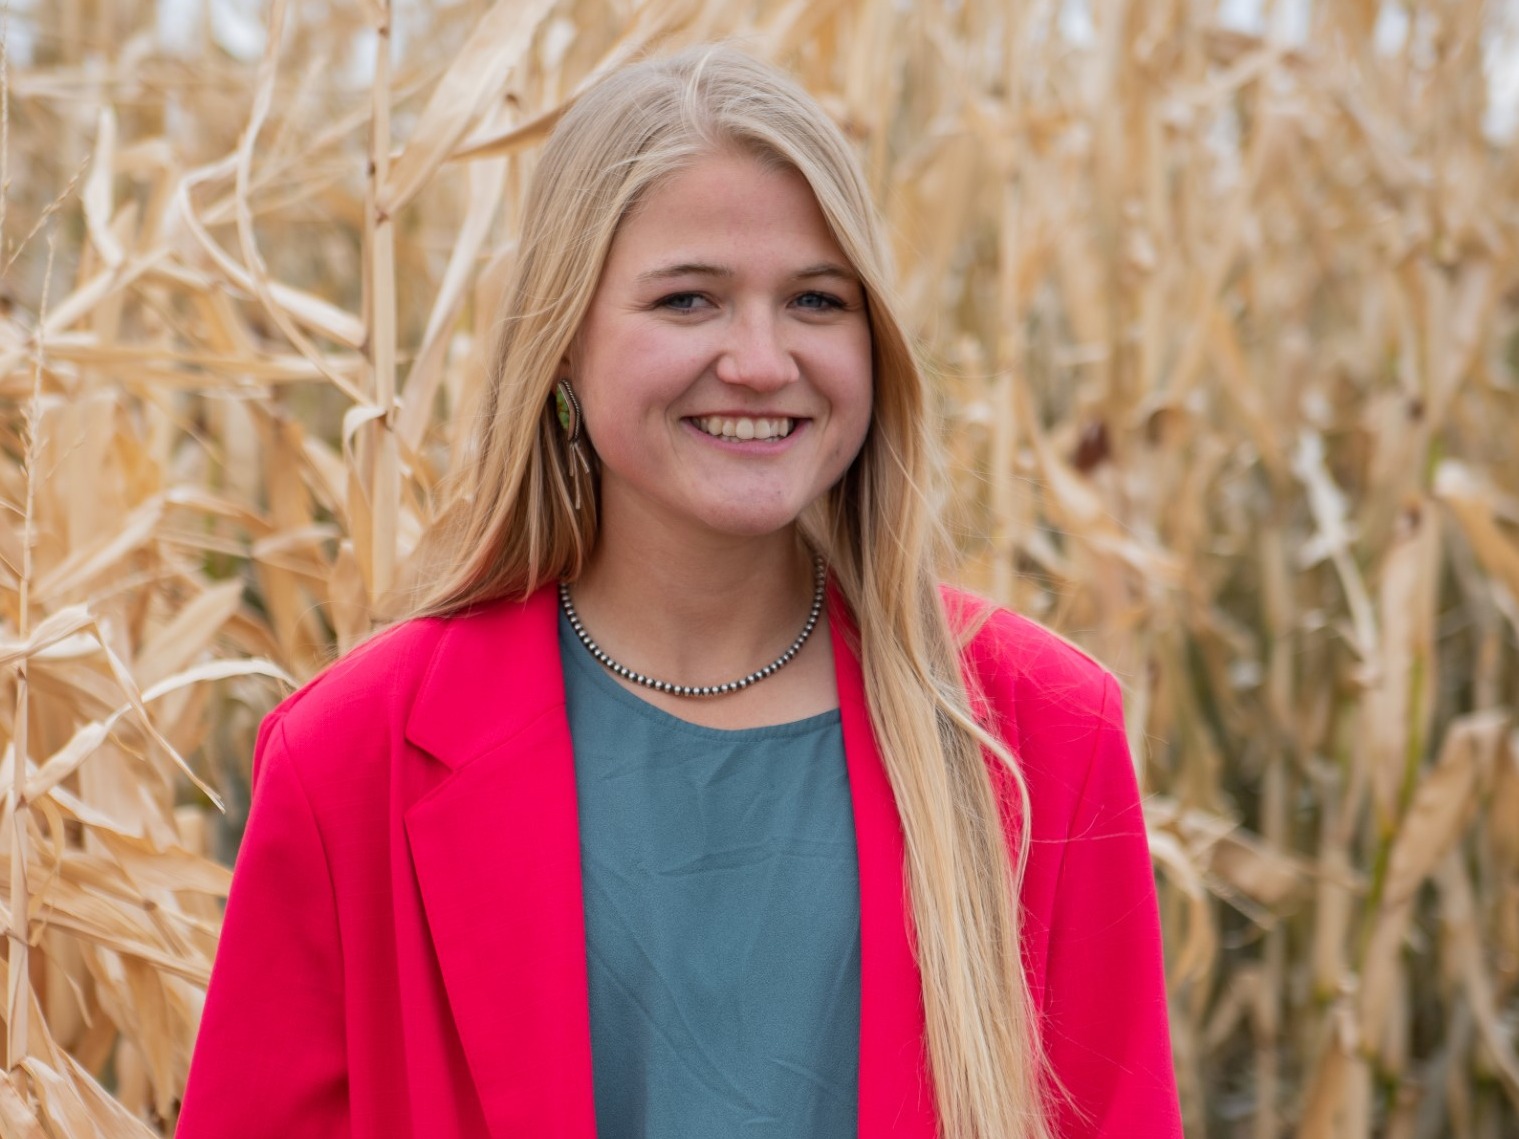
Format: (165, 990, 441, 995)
(1, 1, 10, 256)
(367, 1, 399, 602)
(7, 231, 52, 1075)
(991, 175, 1020, 603)
(6, 667, 25, 1073)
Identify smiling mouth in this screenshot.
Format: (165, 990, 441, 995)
(690, 415, 797, 441)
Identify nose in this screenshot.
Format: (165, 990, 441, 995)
(714, 307, 800, 391)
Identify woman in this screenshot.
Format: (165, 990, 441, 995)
(178, 46, 1180, 1139)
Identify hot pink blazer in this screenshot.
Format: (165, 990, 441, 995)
(177, 587, 1181, 1137)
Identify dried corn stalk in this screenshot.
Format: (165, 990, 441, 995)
(2, 0, 1518, 1134)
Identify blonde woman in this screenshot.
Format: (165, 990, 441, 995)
(179, 46, 1181, 1139)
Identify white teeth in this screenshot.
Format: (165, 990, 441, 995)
(695, 416, 794, 440)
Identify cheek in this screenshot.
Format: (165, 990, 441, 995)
(826, 386, 873, 473)
(835, 328, 874, 415)
(833, 350, 874, 448)
(581, 325, 712, 410)
(838, 417, 871, 470)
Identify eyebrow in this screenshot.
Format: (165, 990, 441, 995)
(794, 262, 859, 283)
(634, 261, 860, 284)
(636, 262, 733, 284)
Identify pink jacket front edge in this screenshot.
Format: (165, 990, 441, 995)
(178, 586, 1182, 1137)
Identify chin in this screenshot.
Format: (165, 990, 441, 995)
(694, 503, 808, 540)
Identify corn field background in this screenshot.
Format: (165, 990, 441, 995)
(3, 0, 1519, 1134)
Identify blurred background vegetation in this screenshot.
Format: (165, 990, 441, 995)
(2, 0, 1518, 1134)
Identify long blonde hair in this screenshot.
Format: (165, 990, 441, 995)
(412, 46, 1054, 1139)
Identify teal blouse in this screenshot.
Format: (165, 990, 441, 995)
(559, 611, 861, 1137)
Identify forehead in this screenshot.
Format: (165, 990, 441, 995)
(603, 151, 852, 272)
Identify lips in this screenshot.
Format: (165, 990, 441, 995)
(689, 415, 797, 441)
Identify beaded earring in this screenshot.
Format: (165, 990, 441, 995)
(554, 380, 593, 509)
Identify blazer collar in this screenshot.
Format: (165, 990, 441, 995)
(402, 583, 935, 1139)
(403, 588, 598, 1138)
(403, 588, 566, 769)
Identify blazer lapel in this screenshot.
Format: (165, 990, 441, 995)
(400, 584, 935, 1139)
(829, 588, 938, 1138)
(403, 588, 596, 1139)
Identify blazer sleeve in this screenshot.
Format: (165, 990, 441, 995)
(1043, 673, 1182, 1138)
(177, 714, 350, 1138)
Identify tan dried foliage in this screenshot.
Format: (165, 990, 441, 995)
(2, 0, 1518, 1133)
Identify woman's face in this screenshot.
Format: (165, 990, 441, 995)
(567, 149, 874, 545)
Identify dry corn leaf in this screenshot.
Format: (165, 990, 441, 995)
(1148, 828, 1217, 984)
(383, 0, 563, 215)
(1365, 501, 1441, 830)
(6, 0, 1519, 1133)
(132, 581, 246, 691)
(82, 107, 124, 270)
(1439, 853, 1519, 1101)
(0, 1076, 48, 1139)
(1437, 461, 1519, 607)
(1382, 711, 1508, 910)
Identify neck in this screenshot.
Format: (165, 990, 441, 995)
(567, 518, 818, 688)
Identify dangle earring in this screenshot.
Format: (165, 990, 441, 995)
(554, 380, 593, 510)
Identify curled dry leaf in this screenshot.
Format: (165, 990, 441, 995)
(383, 0, 564, 216)
(0, 1076, 48, 1138)
(1437, 461, 1519, 612)
(1381, 711, 1508, 911)
(1148, 829, 1217, 984)
(1364, 500, 1441, 831)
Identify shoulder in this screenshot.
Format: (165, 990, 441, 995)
(940, 584, 1119, 735)
(939, 589, 1142, 906)
(250, 617, 444, 786)
(256, 598, 532, 783)
(265, 617, 446, 732)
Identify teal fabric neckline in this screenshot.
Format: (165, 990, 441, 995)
(560, 607, 861, 1138)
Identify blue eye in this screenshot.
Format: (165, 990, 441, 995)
(659, 293, 708, 311)
(795, 291, 844, 311)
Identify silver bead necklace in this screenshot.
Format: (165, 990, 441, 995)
(558, 554, 827, 698)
